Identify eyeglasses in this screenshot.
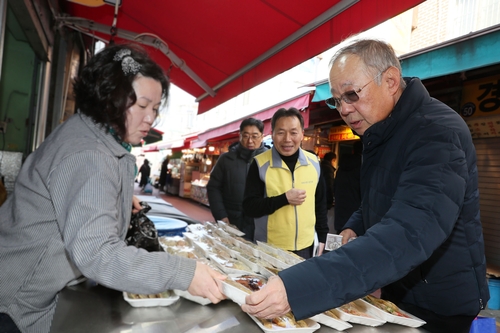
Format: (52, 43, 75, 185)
(325, 70, 385, 111)
(241, 133, 262, 141)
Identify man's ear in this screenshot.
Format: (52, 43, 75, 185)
(384, 66, 401, 95)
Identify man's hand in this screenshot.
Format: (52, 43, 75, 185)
(241, 276, 291, 319)
(132, 196, 142, 214)
(285, 189, 306, 206)
(339, 228, 357, 245)
(317, 242, 325, 256)
(187, 261, 227, 304)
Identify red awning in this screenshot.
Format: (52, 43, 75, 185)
(60, 0, 424, 114)
(141, 144, 158, 153)
(198, 92, 311, 143)
(190, 140, 207, 149)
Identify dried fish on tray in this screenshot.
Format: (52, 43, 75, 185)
(123, 290, 179, 307)
(257, 248, 290, 270)
(217, 220, 245, 236)
(256, 241, 304, 265)
(233, 236, 261, 257)
(362, 295, 426, 328)
(337, 299, 386, 327)
(208, 252, 253, 275)
(249, 313, 319, 332)
(220, 273, 266, 305)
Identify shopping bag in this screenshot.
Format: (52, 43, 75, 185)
(143, 182, 153, 194)
(125, 202, 163, 252)
(469, 316, 495, 333)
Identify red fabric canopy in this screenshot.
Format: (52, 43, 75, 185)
(62, 0, 423, 114)
(198, 92, 311, 142)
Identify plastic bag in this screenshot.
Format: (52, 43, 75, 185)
(125, 202, 164, 252)
(143, 182, 153, 194)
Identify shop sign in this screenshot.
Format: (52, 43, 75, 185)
(315, 146, 331, 158)
(329, 126, 358, 141)
(465, 115, 500, 139)
(460, 75, 500, 118)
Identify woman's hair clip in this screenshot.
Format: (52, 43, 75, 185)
(113, 48, 142, 75)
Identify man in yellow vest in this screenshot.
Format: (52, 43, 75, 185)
(243, 107, 328, 259)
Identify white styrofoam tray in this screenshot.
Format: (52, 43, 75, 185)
(174, 289, 212, 306)
(336, 300, 386, 327)
(311, 310, 353, 331)
(123, 292, 179, 307)
(360, 297, 426, 328)
(248, 315, 320, 333)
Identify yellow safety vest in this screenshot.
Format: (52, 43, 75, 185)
(254, 148, 320, 251)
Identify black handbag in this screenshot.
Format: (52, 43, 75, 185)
(125, 202, 164, 252)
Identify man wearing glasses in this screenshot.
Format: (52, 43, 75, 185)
(207, 118, 268, 240)
(242, 39, 488, 333)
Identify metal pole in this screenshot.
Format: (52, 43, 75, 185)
(195, 0, 359, 102)
(0, 0, 7, 82)
(57, 16, 216, 98)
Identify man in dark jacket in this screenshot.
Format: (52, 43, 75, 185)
(138, 159, 151, 189)
(207, 118, 267, 240)
(242, 39, 489, 333)
(320, 151, 336, 233)
(334, 140, 362, 232)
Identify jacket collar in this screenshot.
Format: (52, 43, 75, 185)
(78, 111, 131, 158)
(362, 77, 429, 151)
(234, 142, 267, 163)
(270, 146, 309, 169)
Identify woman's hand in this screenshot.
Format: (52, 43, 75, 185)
(187, 261, 227, 304)
(132, 196, 142, 214)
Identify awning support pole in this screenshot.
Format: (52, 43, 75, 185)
(56, 16, 216, 97)
(195, 0, 359, 102)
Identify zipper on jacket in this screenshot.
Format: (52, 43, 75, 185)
(472, 267, 486, 310)
(292, 175, 298, 251)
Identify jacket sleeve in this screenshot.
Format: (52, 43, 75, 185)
(343, 208, 364, 235)
(206, 155, 228, 220)
(243, 159, 289, 217)
(279, 129, 470, 320)
(51, 151, 196, 295)
(314, 176, 329, 243)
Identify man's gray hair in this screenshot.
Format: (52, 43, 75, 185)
(329, 39, 406, 88)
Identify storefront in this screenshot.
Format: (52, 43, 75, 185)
(178, 92, 312, 206)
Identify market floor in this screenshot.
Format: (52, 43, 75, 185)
(133, 183, 214, 223)
(135, 184, 500, 332)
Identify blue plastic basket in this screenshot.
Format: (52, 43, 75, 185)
(148, 216, 187, 237)
(487, 278, 500, 310)
(469, 316, 495, 333)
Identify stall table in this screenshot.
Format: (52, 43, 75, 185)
(190, 183, 209, 206)
(50, 280, 430, 333)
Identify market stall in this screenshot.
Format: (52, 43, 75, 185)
(190, 174, 210, 206)
(51, 281, 429, 333)
(51, 222, 430, 333)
